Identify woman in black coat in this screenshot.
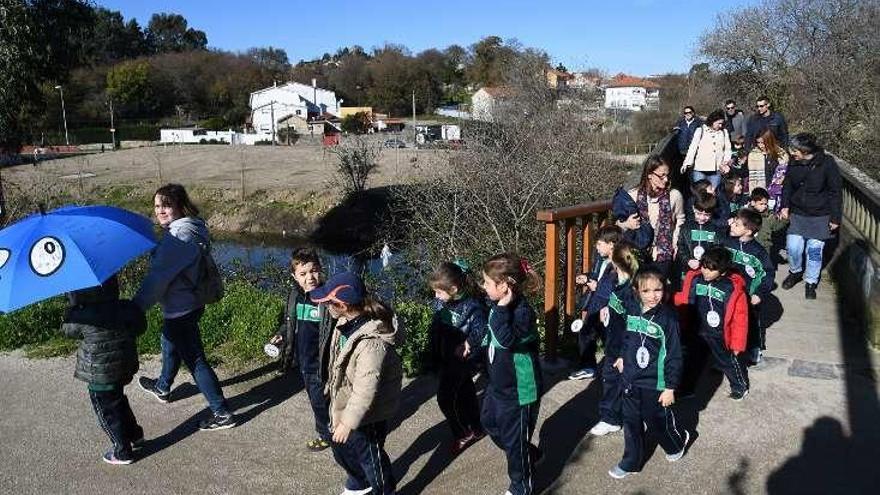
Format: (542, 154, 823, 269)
(779, 133, 842, 299)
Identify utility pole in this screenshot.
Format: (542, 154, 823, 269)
(412, 89, 417, 145)
(108, 96, 116, 150)
(54, 85, 69, 146)
(270, 100, 276, 146)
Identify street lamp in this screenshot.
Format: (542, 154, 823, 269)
(53, 85, 69, 146)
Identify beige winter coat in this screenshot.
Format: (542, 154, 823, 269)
(326, 317, 403, 431)
(683, 125, 731, 172)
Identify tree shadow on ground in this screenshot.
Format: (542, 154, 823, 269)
(766, 240, 880, 493)
(311, 186, 407, 255)
(166, 362, 279, 403)
(137, 364, 302, 459)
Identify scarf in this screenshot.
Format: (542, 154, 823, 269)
(637, 187, 674, 262)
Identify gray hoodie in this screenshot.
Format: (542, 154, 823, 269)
(134, 217, 209, 317)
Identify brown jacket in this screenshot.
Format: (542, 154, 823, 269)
(326, 317, 403, 430)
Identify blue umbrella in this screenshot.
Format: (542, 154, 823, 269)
(0, 205, 156, 313)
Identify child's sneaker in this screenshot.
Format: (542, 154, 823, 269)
(138, 376, 170, 403)
(568, 368, 596, 380)
(101, 450, 133, 465)
(306, 438, 330, 452)
(608, 464, 635, 479)
(341, 487, 372, 495)
(589, 421, 622, 436)
(199, 412, 237, 431)
(729, 389, 749, 401)
(666, 430, 690, 462)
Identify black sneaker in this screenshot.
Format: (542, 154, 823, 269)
(138, 376, 170, 403)
(729, 389, 749, 402)
(199, 413, 237, 431)
(805, 283, 817, 300)
(781, 272, 803, 290)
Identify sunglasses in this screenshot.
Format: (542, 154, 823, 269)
(756, 103, 768, 108)
(726, 106, 735, 110)
(683, 111, 694, 115)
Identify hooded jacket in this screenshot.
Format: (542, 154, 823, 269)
(680, 270, 749, 352)
(326, 316, 403, 430)
(134, 217, 209, 317)
(61, 285, 146, 385)
(612, 187, 654, 255)
(781, 150, 843, 224)
(428, 295, 487, 369)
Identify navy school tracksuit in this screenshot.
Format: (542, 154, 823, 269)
(721, 236, 775, 355)
(294, 296, 332, 441)
(687, 274, 750, 395)
(618, 304, 687, 473)
(482, 296, 543, 495)
(597, 278, 635, 427)
(576, 255, 616, 370)
(430, 295, 487, 439)
(676, 219, 722, 271)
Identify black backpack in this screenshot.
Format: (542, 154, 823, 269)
(191, 238, 224, 306)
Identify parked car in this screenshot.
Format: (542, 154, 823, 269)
(383, 138, 406, 148)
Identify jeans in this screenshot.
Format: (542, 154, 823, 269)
(302, 371, 331, 441)
(157, 309, 229, 415)
(331, 421, 395, 494)
(691, 170, 721, 189)
(89, 387, 143, 460)
(786, 235, 825, 284)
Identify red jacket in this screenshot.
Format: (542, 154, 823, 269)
(674, 269, 749, 352)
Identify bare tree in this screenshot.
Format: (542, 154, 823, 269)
(700, 0, 880, 174)
(391, 52, 633, 269)
(329, 136, 383, 194)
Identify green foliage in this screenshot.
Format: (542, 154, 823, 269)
(0, 0, 40, 151)
(0, 297, 67, 351)
(394, 300, 434, 377)
(107, 60, 152, 107)
(341, 112, 372, 134)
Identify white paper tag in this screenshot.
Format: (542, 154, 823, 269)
(636, 346, 650, 369)
(745, 265, 756, 278)
(768, 198, 777, 210)
(693, 245, 705, 260)
(570, 319, 584, 333)
(263, 343, 280, 358)
(707, 310, 721, 328)
(488, 345, 496, 364)
(601, 310, 611, 328)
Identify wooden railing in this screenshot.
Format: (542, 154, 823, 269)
(536, 201, 612, 359)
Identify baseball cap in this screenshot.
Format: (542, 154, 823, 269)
(310, 271, 366, 305)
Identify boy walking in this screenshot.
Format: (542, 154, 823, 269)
(270, 248, 335, 451)
(677, 192, 722, 277)
(682, 246, 750, 400)
(721, 208, 775, 365)
(61, 276, 147, 465)
(749, 188, 788, 266)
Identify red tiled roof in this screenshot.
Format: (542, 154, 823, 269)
(606, 73, 660, 89)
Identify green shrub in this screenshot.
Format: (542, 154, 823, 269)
(0, 297, 67, 351)
(394, 300, 434, 377)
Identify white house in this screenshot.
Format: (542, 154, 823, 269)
(160, 128, 235, 144)
(249, 81, 343, 137)
(603, 74, 660, 112)
(471, 87, 515, 122)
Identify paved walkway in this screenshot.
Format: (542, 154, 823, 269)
(2, 270, 879, 494)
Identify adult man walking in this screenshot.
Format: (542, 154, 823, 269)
(724, 99, 746, 142)
(674, 106, 703, 157)
(745, 96, 789, 151)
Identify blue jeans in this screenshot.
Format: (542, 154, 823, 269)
(157, 309, 229, 415)
(691, 170, 721, 189)
(786, 235, 825, 284)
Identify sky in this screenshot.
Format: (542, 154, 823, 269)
(97, 0, 757, 75)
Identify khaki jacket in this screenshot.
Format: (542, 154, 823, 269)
(326, 317, 403, 430)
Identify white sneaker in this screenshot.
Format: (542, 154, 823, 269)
(666, 430, 690, 462)
(341, 488, 372, 495)
(590, 421, 622, 436)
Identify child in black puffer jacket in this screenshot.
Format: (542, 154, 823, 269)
(62, 275, 146, 465)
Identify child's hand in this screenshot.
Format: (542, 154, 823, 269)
(613, 358, 624, 373)
(498, 286, 514, 306)
(619, 213, 641, 231)
(332, 421, 352, 444)
(750, 294, 761, 305)
(575, 274, 589, 285)
(586, 280, 598, 292)
(720, 162, 731, 175)
(270, 334, 283, 345)
(659, 389, 675, 407)
(687, 259, 700, 270)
